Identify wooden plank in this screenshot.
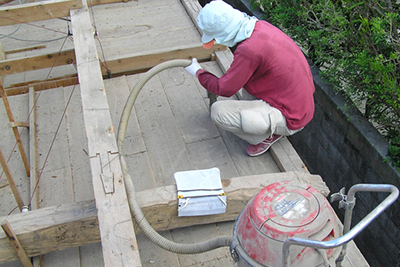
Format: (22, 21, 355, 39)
(105, 43, 226, 76)
(28, 87, 38, 210)
(180, 0, 203, 35)
(70, 5, 141, 267)
(158, 66, 220, 144)
(270, 137, 309, 173)
(185, 137, 239, 179)
(4, 75, 79, 97)
(0, 171, 331, 264)
(28, 87, 40, 267)
(0, 0, 131, 27)
(34, 86, 80, 266)
(0, 44, 225, 85)
(4, 44, 46, 55)
(0, 49, 75, 76)
(0, 0, 83, 27)
(61, 84, 104, 266)
(0, 78, 30, 177)
(1, 221, 32, 267)
(0, 42, 5, 61)
(125, 73, 194, 187)
(172, 223, 232, 266)
(0, 199, 99, 264)
(104, 76, 146, 155)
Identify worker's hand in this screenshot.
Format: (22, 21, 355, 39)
(184, 58, 202, 77)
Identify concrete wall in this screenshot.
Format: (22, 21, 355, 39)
(219, 0, 400, 266)
(290, 63, 400, 267)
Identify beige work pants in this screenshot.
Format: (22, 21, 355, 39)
(210, 93, 301, 145)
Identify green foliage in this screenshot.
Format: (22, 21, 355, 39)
(253, 0, 400, 168)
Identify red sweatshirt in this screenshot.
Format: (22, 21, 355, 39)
(196, 20, 315, 130)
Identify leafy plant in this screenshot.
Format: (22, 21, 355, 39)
(252, 0, 400, 168)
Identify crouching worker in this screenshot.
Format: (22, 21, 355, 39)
(184, 0, 315, 157)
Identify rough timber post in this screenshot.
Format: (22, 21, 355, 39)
(70, 2, 141, 266)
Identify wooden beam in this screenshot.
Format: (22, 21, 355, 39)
(1, 221, 32, 267)
(0, 0, 82, 27)
(0, 171, 329, 264)
(0, 49, 75, 76)
(0, 0, 134, 27)
(29, 87, 38, 210)
(4, 75, 79, 97)
(0, 146, 25, 211)
(180, 0, 203, 36)
(5, 45, 46, 55)
(70, 5, 141, 267)
(0, 43, 224, 78)
(134, 171, 330, 232)
(0, 199, 99, 264)
(28, 87, 40, 267)
(0, 42, 5, 61)
(105, 43, 226, 76)
(0, 78, 30, 177)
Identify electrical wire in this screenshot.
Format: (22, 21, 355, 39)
(89, 3, 110, 75)
(0, 25, 21, 40)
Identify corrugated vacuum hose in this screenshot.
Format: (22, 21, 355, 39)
(117, 59, 233, 254)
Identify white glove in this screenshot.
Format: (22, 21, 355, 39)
(184, 58, 202, 77)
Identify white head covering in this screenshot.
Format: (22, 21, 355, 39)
(197, 0, 258, 47)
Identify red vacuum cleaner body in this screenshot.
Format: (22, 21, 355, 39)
(232, 181, 342, 267)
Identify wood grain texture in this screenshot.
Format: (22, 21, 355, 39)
(70, 5, 141, 266)
(0, 171, 330, 264)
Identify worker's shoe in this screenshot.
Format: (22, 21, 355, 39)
(245, 135, 282, 157)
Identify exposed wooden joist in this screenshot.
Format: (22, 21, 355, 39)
(0, 43, 5, 61)
(0, 199, 99, 264)
(180, 0, 203, 35)
(105, 43, 226, 75)
(1, 221, 32, 267)
(29, 87, 38, 211)
(0, 0, 131, 27)
(70, 4, 141, 267)
(4, 44, 46, 55)
(0, 43, 224, 77)
(0, 49, 75, 76)
(4, 75, 79, 97)
(0, 171, 329, 264)
(1, 44, 226, 95)
(0, 0, 83, 27)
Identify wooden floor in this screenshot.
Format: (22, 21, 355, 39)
(0, 0, 369, 266)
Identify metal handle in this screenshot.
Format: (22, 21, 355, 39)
(282, 184, 399, 267)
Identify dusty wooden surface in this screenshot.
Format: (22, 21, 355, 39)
(0, 0, 369, 266)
